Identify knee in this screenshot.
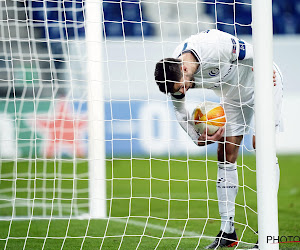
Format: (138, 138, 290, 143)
(217, 146, 238, 163)
(217, 136, 243, 164)
(224, 152, 238, 163)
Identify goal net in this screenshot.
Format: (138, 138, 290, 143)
(0, 0, 268, 249)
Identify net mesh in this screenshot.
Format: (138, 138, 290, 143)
(0, 0, 258, 249)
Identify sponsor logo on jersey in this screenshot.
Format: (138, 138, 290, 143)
(208, 68, 220, 77)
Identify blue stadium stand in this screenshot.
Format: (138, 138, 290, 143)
(29, 0, 154, 38)
(204, 0, 300, 35)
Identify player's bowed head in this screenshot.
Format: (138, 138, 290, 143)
(154, 58, 224, 146)
(154, 57, 197, 94)
(154, 58, 183, 94)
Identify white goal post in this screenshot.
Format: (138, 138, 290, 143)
(85, 0, 106, 219)
(252, 0, 279, 249)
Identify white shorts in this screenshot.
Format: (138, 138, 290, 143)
(222, 64, 283, 137)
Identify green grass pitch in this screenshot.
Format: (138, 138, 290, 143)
(0, 155, 299, 249)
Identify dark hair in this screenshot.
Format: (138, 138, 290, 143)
(154, 58, 182, 94)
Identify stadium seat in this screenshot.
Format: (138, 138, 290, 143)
(204, 0, 300, 35)
(104, 22, 123, 37)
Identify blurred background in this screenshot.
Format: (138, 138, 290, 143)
(0, 0, 299, 159)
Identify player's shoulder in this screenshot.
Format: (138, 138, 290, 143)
(172, 37, 193, 58)
(193, 29, 227, 38)
(172, 29, 234, 58)
(172, 30, 216, 57)
(186, 29, 216, 42)
(188, 29, 235, 47)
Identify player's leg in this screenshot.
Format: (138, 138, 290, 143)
(205, 136, 243, 249)
(217, 135, 243, 232)
(206, 99, 254, 249)
(216, 100, 253, 237)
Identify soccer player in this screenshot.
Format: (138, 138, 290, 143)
(154, 29, 283, 249)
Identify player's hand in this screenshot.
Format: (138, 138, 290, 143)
(273, 70, 276, 86)
(197, 127, 225, 146)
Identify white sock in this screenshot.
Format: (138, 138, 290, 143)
(217, 162, 238, 234)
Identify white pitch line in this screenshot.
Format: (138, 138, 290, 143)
(0, 195, 258, 249)
(111, 217, 205, 237)
(0, 195, 209, 239)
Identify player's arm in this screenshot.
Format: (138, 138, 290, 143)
(197, 127, 225, 146)
(225, 30, 278, 85)
(171, 94, 200, 145)
(215, 30, 280, 86)
(171, 94, 224, 146)
(236, 38, 253, 61)
(211, 29, 253, 62)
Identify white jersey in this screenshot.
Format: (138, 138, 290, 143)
(172, 29, 254, 105)
(170, 29, 283, 142)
